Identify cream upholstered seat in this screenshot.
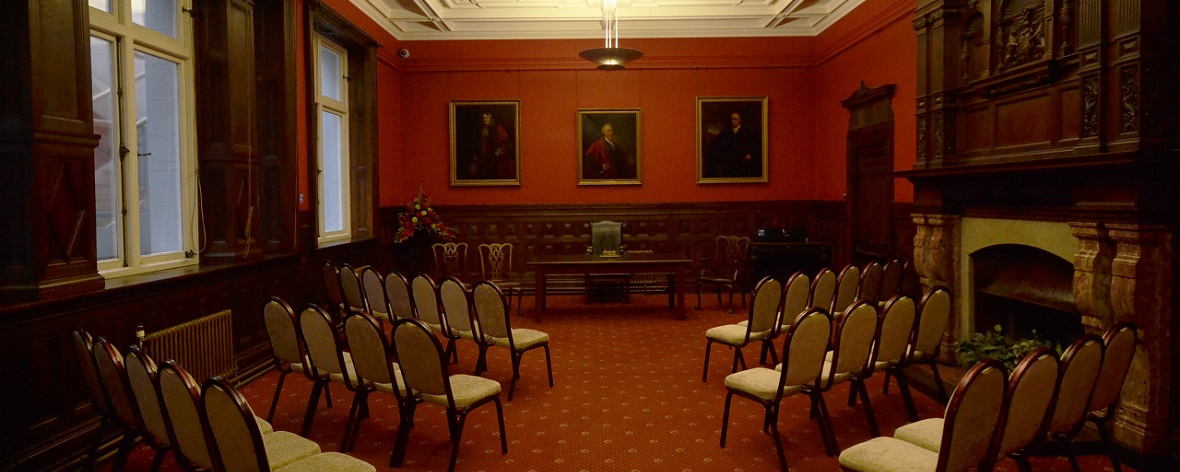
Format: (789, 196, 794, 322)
(471, 280, 553, 401)
(297, 305, 361, 438)
(869, 296, 919, 421)
(893, 348, 1061, 471)
(809, 267, 837, 313)
(341, 313, 411, 457)
(432, 242, 470, 279)
(1028, 334, 1103, 469)
(1085, 322, 1137, 472)
(702, 276, 783, 382)
(839, 359, 1009, 472)
(830, 264, 862, 317)
(695, 235, 751, 312)
(360, 266, 391, 325)
(92, 337, 145, 470)
(384, 271, 415, 322)
(201, 376, 374, 472)
(803, 300, 882, 449)
(720, 308, 832, 471)
(440, 276, 478, 364)
(71, 328, 112, 470)
(262, 297, 324, 423)
(476, 243, 525, 316)
(122, 346, 173, 471)
(390, 318, 508, 471)
(740, 271, 811, 365)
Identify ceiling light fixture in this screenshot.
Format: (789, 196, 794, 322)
(579, 0, 643, 70)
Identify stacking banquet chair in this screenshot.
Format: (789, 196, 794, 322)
(201, 376, 375, 472)
(384, 271, 415, 322)
(471, 280, 553, 401)
(838, 359, 1009, 472)
(888, 286, 953, 401)
(297, 305, 362, 437)
(1084, 322, 1137, 472)
(702, 276, 783, 382)
(830, 264, 862, 318)
(92, 336, 145, 470)
(409, 273, 448, 337)
(878, 259, 905, 306)
(476, 243, 525, 316)
(857, 261, 884, 307)
(360, 266, 391, 327)
(341, 312, 411, 455)
(741, 271, 810, 365)
(1029, 334, 1104, 471)
(432, 242, 469, 279)
(157, 360, 220, 471)
(322, 261, 346, 317)
(71, 328, 112, 471)
(695, 235, 752, 313)
(806, 301, 882, 452)
(809, 267, 838, 314)
(440, 276, 478, 364)
(338, 263, 367, 319)
(720, 308, 833, 471)
(894, 348, 1061, 471)
(390, 319, 509, 472)
(123, 346, 175, 471)
(865, 296, 919, 421)
(262, 297, 327, 423)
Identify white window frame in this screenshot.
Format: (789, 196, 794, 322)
(89, 0, 198, 276)
(314, 33, 352, 244)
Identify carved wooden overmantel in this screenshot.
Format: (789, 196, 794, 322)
(908, 0, 1178, 456)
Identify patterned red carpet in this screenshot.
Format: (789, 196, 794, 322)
(111, 294, 1125, 471)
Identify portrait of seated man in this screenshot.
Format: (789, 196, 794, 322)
(578, 110, 641, 185)
(698, 97, 768, 183)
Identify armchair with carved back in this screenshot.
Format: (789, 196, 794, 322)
(585, 221, 628, 302)
(432, 242, 469, 280)
(695, 235, 751, 313)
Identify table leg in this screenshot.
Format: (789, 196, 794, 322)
(533, 269, 545, 322)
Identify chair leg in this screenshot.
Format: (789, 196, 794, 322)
(342, 391, 367, 452)
(695, 283, 703, 310)
(814, 393, 838, 456)
(494, 398, 509, 454)
(894, 368, 918, 422)
(930, 362, 948, 402)
(731, 347, 747, 373)
(507, 352, 522, 401)
(847, 382, 858, 407)
(1013, 453, 1033, 472)
(390, 402, 417, 468)
(544, 344, 554, 387)
(268, 371, 289, 422)
(719, 391, 734, 447)
(113, 432, 137, 472)
(856, 380, 879, 437)
(882, 371, 891, 395)
(447, 411, 468, 472)
(702, 340, 714, 382)
(85, 416, 108, 472)
(149, 448, 167, 472)
(302, 381, 325, 436)
(474, 345, 489, 375)
(769, 406, 789, 472)
(1095, 419, 1122, 472)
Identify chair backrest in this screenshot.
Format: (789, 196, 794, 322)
(262, 297, 302, 367)
(745, 276, 783, 336)
(590, 220, 623, 255)
(779, 308, 834, 390)
(824, 301, 880, 387)
(858, 261, 884, 304)
(809, 267, 837, 311)
(998, 347, 1061, 455)
(477, 243, 514, 280)
(321, 261, 344, 309)
(1047, 334, 1104, 435)
(71, 328, 108, 416)
(472, 281, 513, 341)
(778, 271, 811, 332)
(410, 273, 445, 327)
(298, 305, 356, 387)
(879, 259, 904, 301)
(384, 271, 414, 320)
(713, 235, 752, 274)
(432, 242, 469, 278)
(1088, 322, 1137, 414)
(937, 359, 1009, 472)
(392, 319, 449, 398)
(912, 286, 952, 361)
(360, 266, 390, 321)
(202, 376, 270, 472)
(124, 346, 171, 447)
(440, 277, 475, 335)
(92, 337, 139, 430)
(338, 263, 366, 314)
(832, 264, 862, 314)
(343, 313, 401, 397)
(875, 296, 917, 365)
(157, 360, 215, 470)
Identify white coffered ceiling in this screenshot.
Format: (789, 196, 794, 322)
(349, 0, 865, 40)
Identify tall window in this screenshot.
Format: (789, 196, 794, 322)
(89, 0, 196, 275)
(315, 34, 351, 244)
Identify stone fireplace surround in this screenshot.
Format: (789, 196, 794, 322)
(912, 213, 1172, 454)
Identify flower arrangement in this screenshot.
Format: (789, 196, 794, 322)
(393, 190, 456, 243)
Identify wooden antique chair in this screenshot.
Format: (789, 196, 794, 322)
(432, 242, 469, 280)
(476, 242, 525, 316)
(695, 235, 751, 313)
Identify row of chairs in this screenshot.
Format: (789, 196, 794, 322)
(71, 327, 372, 472)
(263, 299, 509, 472)
(839, 323, 1137, 472)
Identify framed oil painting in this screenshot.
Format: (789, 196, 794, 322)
(697, 97, 768, 183)
(577, 109, 641, 186)
(449, 101, 521, 186)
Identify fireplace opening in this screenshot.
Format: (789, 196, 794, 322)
(971, 244, 1083, 349)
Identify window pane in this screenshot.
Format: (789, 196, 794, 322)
(89, 0, 112, 13)
(321, 111, 344, 233)
(319, 45, 342, 102)
(92, 36, 121, 262)
(132, 0, 178, 38)
(135, 50, 183, 256)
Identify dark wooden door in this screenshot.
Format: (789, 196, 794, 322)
(841, 83, 896, 265)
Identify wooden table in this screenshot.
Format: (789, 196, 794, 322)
(528, 254, 692, 322)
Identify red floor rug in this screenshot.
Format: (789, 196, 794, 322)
(109, 294, 1128, 471)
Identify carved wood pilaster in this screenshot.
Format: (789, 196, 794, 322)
(1107, 223, 1171, 453)
(1068, 222, 1113, 332)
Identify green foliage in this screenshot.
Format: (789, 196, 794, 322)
(955, 324, 1053, 371)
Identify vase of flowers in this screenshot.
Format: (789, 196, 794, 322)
(392, 190, 456, 274)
